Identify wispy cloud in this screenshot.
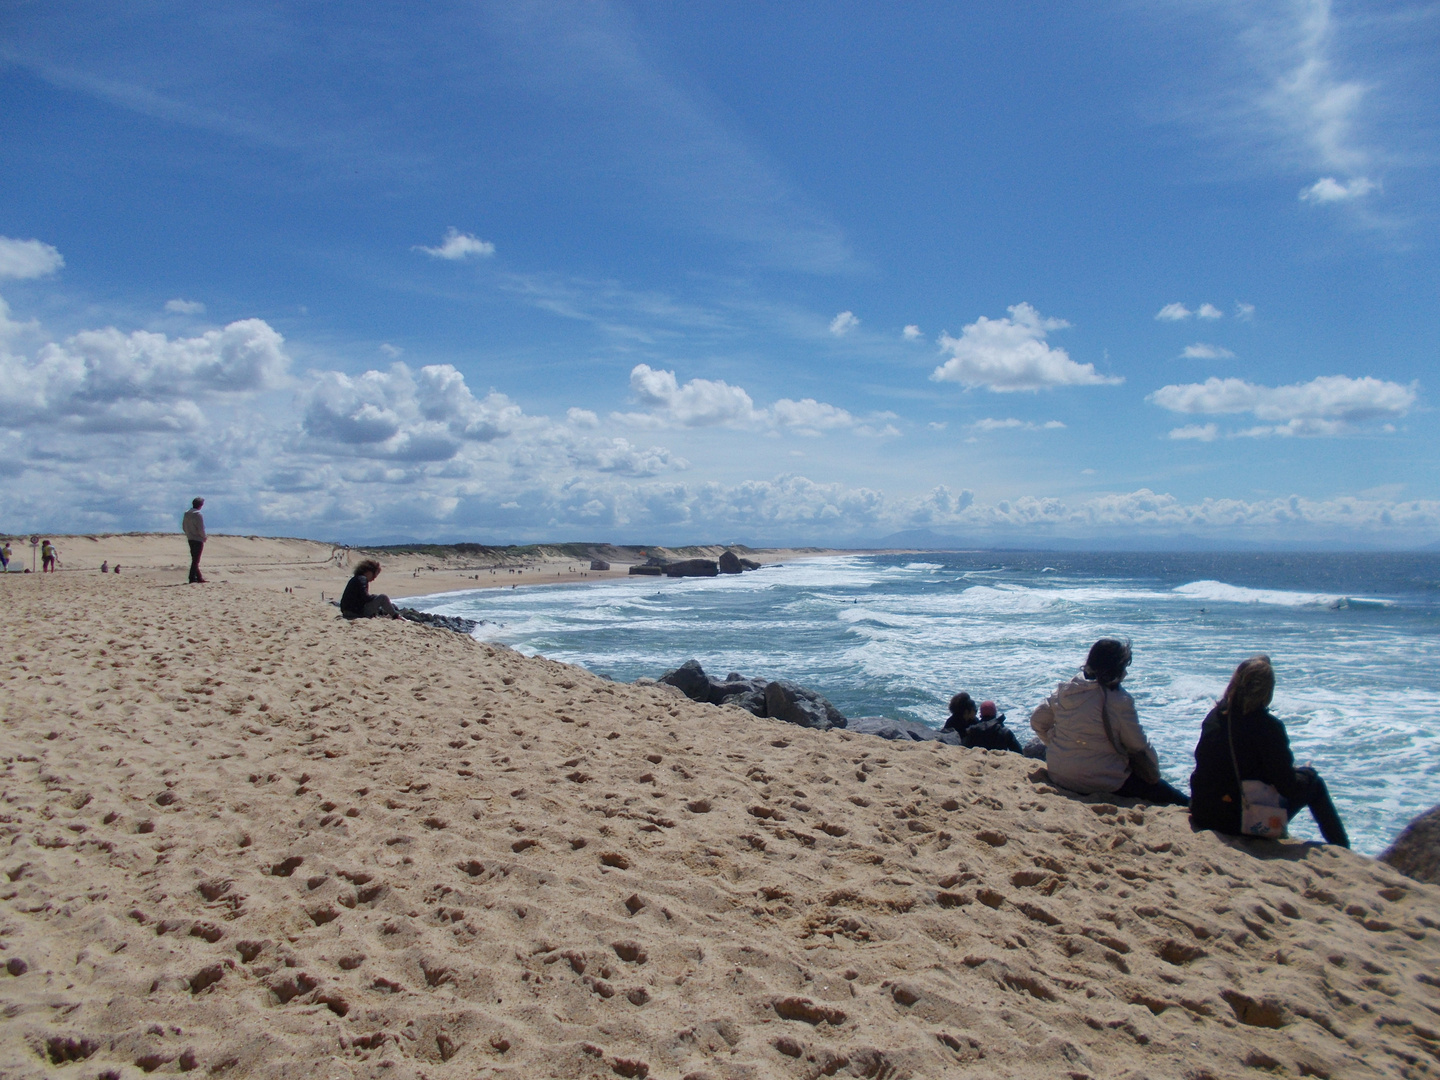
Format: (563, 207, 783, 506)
(829, 311, 859, 337)
(164, 298, 205, 315)
(970, 417, 1066, 433)
(1156, 303, 1192, 321)
(1299, 175, 1378, 203)
(1182, 343, 1234, 360)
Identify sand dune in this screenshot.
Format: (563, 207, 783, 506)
(2, 572, 1438, 1079)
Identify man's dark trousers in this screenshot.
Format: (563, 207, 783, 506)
(188, 539, 205, 583)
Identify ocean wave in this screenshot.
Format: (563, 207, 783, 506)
(1173, 580, 1391, 609)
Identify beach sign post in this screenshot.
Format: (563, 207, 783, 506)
(29, 535, 39, 574)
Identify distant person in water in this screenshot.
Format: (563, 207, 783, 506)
(341, 559, 400, 620)
(182, 497, 206, 583)
(1030, 638, 1190, 806)
(1189, 655, 1349, 847)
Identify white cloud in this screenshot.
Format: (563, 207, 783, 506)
(971, 417, 1066, 433)
(1235, 302, 1256, 320)
(927, 421, 946, 431)
(414, 227, 496, 260)
(1149, 374, 1416, 435)
(932, 303, 1120, 392)
(1156, 303, 1192, 321)
(829, 310, 859, 336)
(627, 364, 757, 428)
(1168, 423, 1219, 442)
(1299, 175, 1378, 203)
(164, 298, 205, 315)
(1197, 303, 1223, 320)
(1182, 343, 1235, 360)
(0, 317, 289, 432)
(0, 237, 64, 280)
(379, 343, 403, 358)
(902, 324, 922, 341)
(567, 408, 600, 429)
(622, 363, 879, 436)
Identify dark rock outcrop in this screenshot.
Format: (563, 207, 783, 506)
(590, 559, 610, 571)
(718, 550, 743, 574)
(664, 559, 719, 578)
(658, 660, 712, 702)
(1380, 804, 1440, 885)
(628, 565, 663, 576)
(846, 716, 958, 744)
(764, 680, 846, 731)
(396, 608, 478, 634)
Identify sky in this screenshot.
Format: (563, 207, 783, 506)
(1, 0, 1438, 547)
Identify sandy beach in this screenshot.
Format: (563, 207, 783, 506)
(8, 534, 838, 600)
(2, 552, 1438, 1079)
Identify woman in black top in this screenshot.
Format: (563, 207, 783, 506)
(340, 560, 400, 620)
(1190, 655, 1348, 847)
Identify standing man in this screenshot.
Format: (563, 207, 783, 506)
(40, 538, 57, 572)
(183, 497, 207, 583)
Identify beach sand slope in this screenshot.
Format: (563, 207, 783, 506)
(2, 575, 1437, 1079)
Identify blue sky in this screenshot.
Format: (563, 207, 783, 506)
(1, 1, 1437, 546)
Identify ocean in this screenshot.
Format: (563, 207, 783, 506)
(411, 551, 1440, 856)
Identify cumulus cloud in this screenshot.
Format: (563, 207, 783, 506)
(1300, 176, 1378, 203)
(0, 237, 64, 280)
(0, 318, 289, 432)
(1182, 343, 1235, 360)
(1168, 423, 1219, 442)
(931, 303, 1120, 392)
(829, 310, 859, 336)
(622, 363, 878, 436)
(1156, 303, 1192, 321)
(902, 324, 922, 341)
(165, 298, 205, 315)
(1197, 303, 1223, 319)
(1149, 374, 1416, 435)
(414, 227, 496, 260)
(567, 407, 600, 428)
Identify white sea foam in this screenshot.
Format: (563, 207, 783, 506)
(1172, 580, 1390, 609)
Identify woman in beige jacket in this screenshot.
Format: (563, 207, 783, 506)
(1030, 638, 1189, 806)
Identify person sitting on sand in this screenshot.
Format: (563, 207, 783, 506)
(101, 560, 109, 573)
(1189, 655, 1349, 847)
(1030, 638, 1189, 806)
(340, 559, 400, 620)
(942, 692, 978, 735)
(965, 699, 1025, 753)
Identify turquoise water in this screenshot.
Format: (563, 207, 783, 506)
(412, 551, 1440, 855)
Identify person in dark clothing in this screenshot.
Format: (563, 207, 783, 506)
(963, 699, 1025, 753)
(1190, 655, 1349, 847)
(182, 498, 206, 583)
(340, 559, 400, 620)
(942, 692, 977, 735)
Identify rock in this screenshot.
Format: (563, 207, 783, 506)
(718, 550, 743, 574)
(719, 689, 768, 716)
(1380, 804, 1440, 885)
(739, 558, 763, 571)
(706, 674, 767, 706)
(590, 559, 610, 571)
(847, 716, 947, 742)
(396, 608, 477, 634)
(664, 559, 719, 578)
(658, 660, 712, 702)
(628, 565, 663, 576)
(764, 680, 847, 730)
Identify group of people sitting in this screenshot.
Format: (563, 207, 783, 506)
(949, 638, 1349, 848)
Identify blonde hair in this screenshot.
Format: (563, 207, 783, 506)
(1221, 654, 1275, 717)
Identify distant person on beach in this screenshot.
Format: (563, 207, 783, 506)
(182, 497, 207, 583)
(41, 539, 56, 572)
(1030, 638, 1190, 806)
(0, 540, 10, 571)
(101, 561, 109, 573)
(340, 559, 400, 620)
(1189, 655, 1349, 847)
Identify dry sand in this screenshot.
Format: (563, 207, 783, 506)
(2, 565, 1439, 1079)
(10, 534, 831, 599)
